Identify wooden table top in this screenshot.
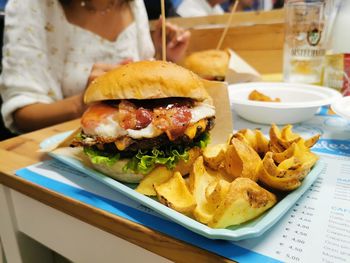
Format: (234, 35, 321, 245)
(0, 119, 233, 263)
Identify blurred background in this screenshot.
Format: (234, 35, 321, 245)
(145, 0, 285, 20)
(0, 0, 285, 141)
(0, 0, 285, 17)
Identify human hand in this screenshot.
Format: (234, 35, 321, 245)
(86, 58, 133, 87)
(152, 18, 191, 63)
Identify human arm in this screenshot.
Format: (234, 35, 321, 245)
(13, 95, 85, 132)
(0, 0, 71, 133)
(12, 61, 131, 133)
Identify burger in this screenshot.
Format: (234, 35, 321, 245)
(183, 49, 230, 81)
(72, 61, 216, 183)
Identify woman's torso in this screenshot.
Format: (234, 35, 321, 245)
(48, 0, 155, 98)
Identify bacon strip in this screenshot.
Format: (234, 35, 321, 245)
(118, 100, 137, 130)
(118, 101, 153, 130)
(81, 101, 193, 141)
(135, 108, 153, 129)
(153, 105, 192, 140)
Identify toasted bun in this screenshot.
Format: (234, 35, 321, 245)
(91, 159, 144, 183)
(184, 50, 229, 79)
(84, 60, 210, 104)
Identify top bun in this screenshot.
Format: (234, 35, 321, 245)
(184, 49, 229, 79)
(84, 60, 210, 104)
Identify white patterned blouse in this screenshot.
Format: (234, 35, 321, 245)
(0, 0, 155, 132)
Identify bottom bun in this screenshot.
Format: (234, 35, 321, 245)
(91, 159, 144, 183)
(88, 147, 203, 184)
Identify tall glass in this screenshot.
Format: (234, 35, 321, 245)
(283, 0, 326, 85)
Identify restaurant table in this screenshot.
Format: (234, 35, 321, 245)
(1, 81, 350, 263)
(0, 119, 212, 263)
(0, 118, 242, 263)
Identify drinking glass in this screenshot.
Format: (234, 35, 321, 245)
(283, 0, 326, 85)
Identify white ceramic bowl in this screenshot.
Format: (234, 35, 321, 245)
(229, 82, 342, 125)
(331, 96, 350, 120)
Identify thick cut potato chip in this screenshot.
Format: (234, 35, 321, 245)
(206, 179, 230, 211)
(203, 143, 227, 170)
(258, 138, 319, 191)
(224, 138, 261, 182)
(281, 124, 300, 141)
(289, 139, 319, 180)
(269, 124, 320, 153)
(305, 134, 321, 148)
(258, 161, 301, 191)
(154, 172, 196, 214)
(269, 124, 301, 152)
(273, 143, 297, 164)
(208, 178, 277, 228)
(136, 166, 173, 196)
(189, 157, 218, 224)
(231, 130, 258, 150)
(174, 147, 202, 175)
(255, 130, 270, 157)
(261, 152, 295, 178)
(278, 156, 301, 170)
(232, 129, 269, 157)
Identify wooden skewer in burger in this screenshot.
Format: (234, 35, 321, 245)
(71, 61, 216, 183)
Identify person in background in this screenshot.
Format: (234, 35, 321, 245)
(144, 0, 177, 19)
(224, 0, 276, 12)
(262, 0, 274, 10)
(177, 0, 225, 17)
(235, 0, 258, 11)
(273, 0, 284, 9)
(0, 0, 190, 133)
(0, 0, 6, 10)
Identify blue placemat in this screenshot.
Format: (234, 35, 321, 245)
(16, 160, 280, 263)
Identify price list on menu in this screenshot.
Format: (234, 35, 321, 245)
(236, 153, 350, 263)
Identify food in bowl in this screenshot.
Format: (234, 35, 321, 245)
(248, 90, 281, 102)
(229, 82, 342, 124)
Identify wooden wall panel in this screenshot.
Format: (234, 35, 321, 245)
(151, 10, 286, 74)
(150, 9, 284, 30)
(187, 23, 285, 74)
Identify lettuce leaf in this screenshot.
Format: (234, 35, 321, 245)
(84, 132, 211, 175)
(84, 147, 120, 167)
(123, 147, 190, 175)
(123, 132, 210, 175)
(195, 132, 210, 148)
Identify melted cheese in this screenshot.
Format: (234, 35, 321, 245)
(115, 141, 126, 151)
(184, 119, 207, 139)
(115, 138, 130, 151)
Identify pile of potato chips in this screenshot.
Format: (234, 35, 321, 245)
(136, 124, 320, 229)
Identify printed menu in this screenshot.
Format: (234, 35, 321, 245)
(237, 153, 350, 262)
